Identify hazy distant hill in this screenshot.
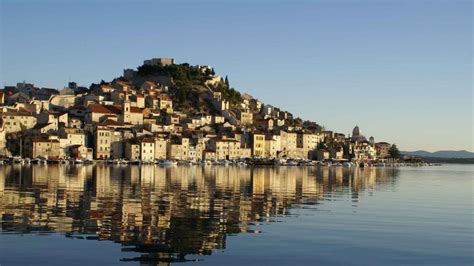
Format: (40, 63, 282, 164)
(402, 150, 474, 159)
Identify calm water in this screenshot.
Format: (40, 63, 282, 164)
(0, 164, 472, 265)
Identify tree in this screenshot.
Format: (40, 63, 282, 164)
(389, 144, 400, 159)
(225, 75, 230, 88)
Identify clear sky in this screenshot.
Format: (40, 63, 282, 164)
(1, 0, 472, 152)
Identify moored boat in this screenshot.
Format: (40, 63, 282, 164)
(158, 160, 178, 166)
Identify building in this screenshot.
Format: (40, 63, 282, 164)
(140, 138, 155, 162)
(297, 132, 323, 159)
(143, 58, 175, 66)
(208, 137, 241, 160)
(121, 101, 144, 125)
(125, 140, 140, 161)
(30, 138, 61, 159)
(1, 110, 37, 133)
(154, 138, 168, 159)
(37, 110, 68, 131)
(94, 127, 113, 159)
(264, 136, 278, 158)
(86, 104, 121, 124)
(0, 118, 6, 155)
(375, 142, 391, 159)
(280, 130, 298, 158)
(58, 127, 88, 154)
(237, 109, 253, 126)
(251, 132, 265, 157)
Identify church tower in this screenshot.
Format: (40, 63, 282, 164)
(123, 91, 131, 123)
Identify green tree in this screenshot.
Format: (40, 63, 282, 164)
(389, 144, 400, 159)
(225, 75, 230, 88)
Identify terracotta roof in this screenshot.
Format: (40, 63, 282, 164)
(2, 110, 34, 116)
(32, 138, 59, 143)
(97, 119, 125, 127)
(157, 94, 172, 101)
(88, 104, 121, 114)
(144, 81, 157, 86)
(129, 106, 142, 113)
(115, 81, 130, 86)
(141, 137, 154, 143)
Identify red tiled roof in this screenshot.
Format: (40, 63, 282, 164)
(129, 106, 142, 113)
(97, 119, 123, 126)
(144, 81, 157, 86)
(88, 104, 121, 114)
(2, 110, 34, 116)
(141, 137, 154, 143)
(157, 94, 172, 101)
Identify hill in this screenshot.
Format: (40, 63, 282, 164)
(402, 150, 474, 159)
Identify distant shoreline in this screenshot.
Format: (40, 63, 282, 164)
(418, 157, 474, 164)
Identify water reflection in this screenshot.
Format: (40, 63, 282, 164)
(0, 165, 398, 264)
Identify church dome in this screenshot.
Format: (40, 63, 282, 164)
(352, 126, 360, 137)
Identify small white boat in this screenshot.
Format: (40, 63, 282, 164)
(343, 162, 353, 167)
(287, 160, 299, 166)
(11, 156, 24, 164)
(159, 160, 178, 166)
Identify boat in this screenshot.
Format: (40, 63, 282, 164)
(159, 160, 178, 166)
(319, 161, 331, 167)
(47, 157, 61, 164)
(287, 160, 299, 166)
(32, 157, 47, 165)
(11, 156, 24, 164)
(129, 160, 141, 165)
(119, 159, 129, 165)
(246, 158, 276, 166)
(343, 162, 353, 167)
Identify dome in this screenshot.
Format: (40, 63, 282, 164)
(352, 126, 360, 137)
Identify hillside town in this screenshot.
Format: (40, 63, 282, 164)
(0, 58, 396, 166)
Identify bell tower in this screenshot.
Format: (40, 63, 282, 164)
(123, 91, 131, 123)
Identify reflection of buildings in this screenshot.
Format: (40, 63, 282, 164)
(0, 165, 398, 264)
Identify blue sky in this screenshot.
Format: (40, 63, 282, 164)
(1, 0, 472, 152)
